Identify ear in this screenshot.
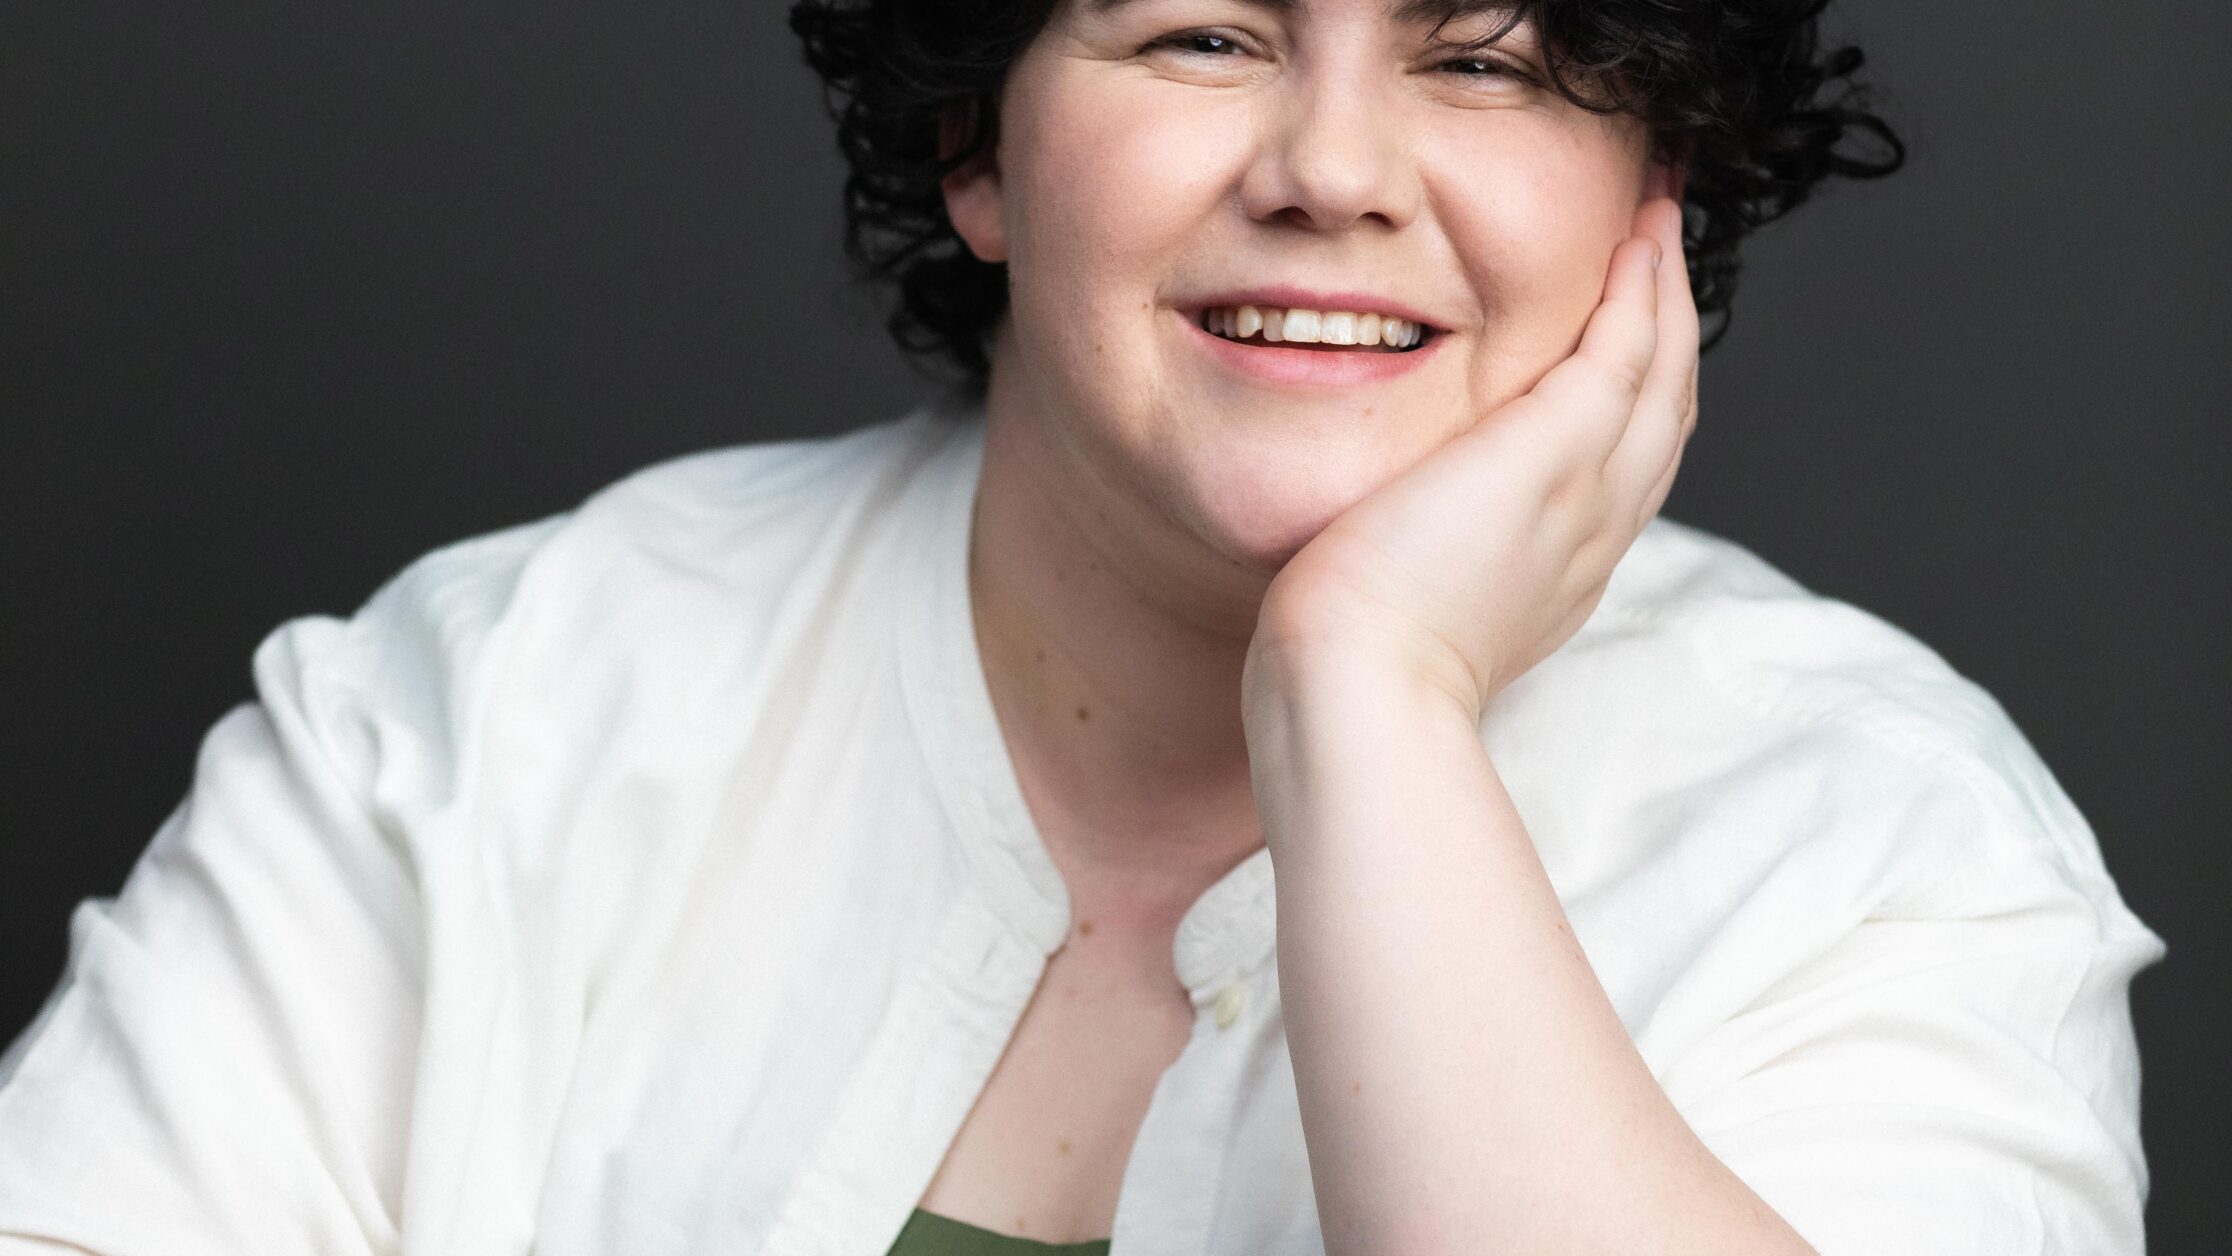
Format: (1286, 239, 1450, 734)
(1641, 136, 1692, 205)
(938, 101, 1008, 264)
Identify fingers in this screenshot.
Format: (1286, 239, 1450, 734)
(1522, 222, 1662, 468)
(1604, 196, 1701, 528)
(1471, 195, 1694, 548)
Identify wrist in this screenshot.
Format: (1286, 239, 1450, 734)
(1240, 631, 1493, 865)
(1242, 627, 1483, 735)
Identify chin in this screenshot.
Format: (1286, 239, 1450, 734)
(1169, 436, 1394, 574)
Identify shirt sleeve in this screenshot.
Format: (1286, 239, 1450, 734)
(1664, 801, 2166, 1256)
(0, 520, 558, 1256)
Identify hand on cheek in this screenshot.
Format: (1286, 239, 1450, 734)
(1248, 195, 1702, 718)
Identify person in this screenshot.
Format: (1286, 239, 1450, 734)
(0, 0, 2166, 1252)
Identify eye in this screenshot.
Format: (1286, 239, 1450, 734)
(1436, 54, 1529, 83)
(1146, 30, 1247, 58)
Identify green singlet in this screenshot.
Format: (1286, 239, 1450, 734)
(884, 1207, 1114, 1255)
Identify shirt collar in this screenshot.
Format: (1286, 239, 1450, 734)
(894, 396, 1278, 996)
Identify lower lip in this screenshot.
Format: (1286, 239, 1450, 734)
(1178, 309, 1443, 387)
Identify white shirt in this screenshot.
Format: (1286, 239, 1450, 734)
(0, 394, 2166, 1255)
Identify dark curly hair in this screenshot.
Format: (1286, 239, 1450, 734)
(790, 0, 1904, 393)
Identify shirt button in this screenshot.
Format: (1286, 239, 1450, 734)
(1213, 981, 1246, 1030)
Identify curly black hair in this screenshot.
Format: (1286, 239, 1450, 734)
(790, 0, 1904, 393)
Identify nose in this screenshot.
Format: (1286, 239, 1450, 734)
(1238, 63, 1420, 233)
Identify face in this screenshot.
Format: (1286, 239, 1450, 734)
(945, 0, 1678, 584)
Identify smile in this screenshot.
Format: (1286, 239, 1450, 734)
(1198, 304, 1430, 352)
(1178, 305, 1444, 387)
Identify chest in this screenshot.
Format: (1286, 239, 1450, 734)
(526, 878, 1328, 1256)
(912, 937, 1196, 1245)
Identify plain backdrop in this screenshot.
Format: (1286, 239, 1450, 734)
(4, 0, 2226, 1248)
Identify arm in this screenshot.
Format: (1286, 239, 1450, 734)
(1244, 643, 1815, 1256)
(0, 623, 418, 1255)
(0, 518, 557, 1254)
(1236, 190, 1804, 1253)
(1242, 192, 2159, 1252)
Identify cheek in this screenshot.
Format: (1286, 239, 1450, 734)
(1001, 72, 1247, 330)
(1426, 124, 1645, 398)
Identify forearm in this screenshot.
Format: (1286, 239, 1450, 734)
(1243, 643, 1815, 1256)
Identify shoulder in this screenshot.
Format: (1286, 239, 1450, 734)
(1587, 516, 2023, 771)
(1533, 516, 2145, 930)
(247, 402, 964, 812)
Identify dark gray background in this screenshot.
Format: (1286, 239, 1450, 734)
(4, 1, 2225, 1247)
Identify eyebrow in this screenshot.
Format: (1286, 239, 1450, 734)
(1087, 0, 1525, 24)
(1391, 0, 1524, 26)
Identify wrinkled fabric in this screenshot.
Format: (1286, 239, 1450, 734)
(0, 394, 2165, 1255)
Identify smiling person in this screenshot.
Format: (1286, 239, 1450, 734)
(0, 1, 2166, 1254)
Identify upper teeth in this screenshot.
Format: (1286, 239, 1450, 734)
(1202, 305, 1427, 348)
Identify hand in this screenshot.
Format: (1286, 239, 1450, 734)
(1247, 195, 1700, 720)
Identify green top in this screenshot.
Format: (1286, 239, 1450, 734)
(885, 1207, 1113, 1255)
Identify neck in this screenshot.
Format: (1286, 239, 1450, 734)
(967, 384, 1271, 937)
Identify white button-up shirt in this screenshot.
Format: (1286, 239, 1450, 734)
(0, 395, 2166, 1254)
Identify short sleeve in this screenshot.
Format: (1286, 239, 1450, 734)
(1664, 820, 2166, 1255)
(0, 518, 559, 1255)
